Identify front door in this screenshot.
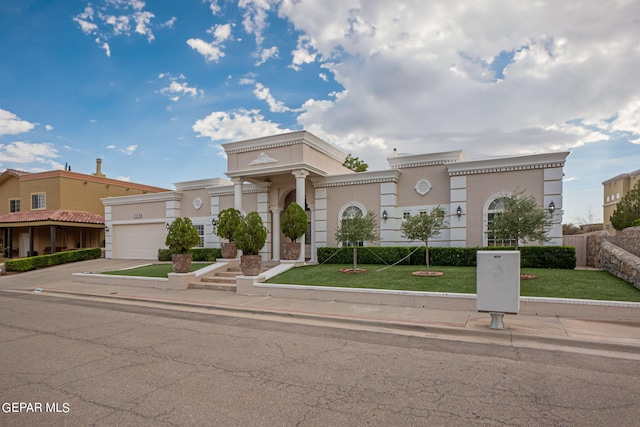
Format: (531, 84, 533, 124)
(20, 233, 29, 257)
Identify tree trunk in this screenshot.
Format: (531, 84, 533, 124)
(353, 246, 357, 271)
(425, 241, 430, 272)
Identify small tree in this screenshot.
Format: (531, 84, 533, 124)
(343, 154, 368, 172)
(401, 206, 447, 273)
(281, 202, 307, 243)
(165, 217, 200, 254)
(233, 212, 267, 256)
(334, 210, 380, 272)
(611, 181, 640, 230)
(216, 208, 242, 241)
(486, 192, 552, 248)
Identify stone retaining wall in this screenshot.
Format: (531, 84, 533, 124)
(611, 226, 640, 258)
(587, 230, 640, 289)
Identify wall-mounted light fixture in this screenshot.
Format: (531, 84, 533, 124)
(456, 206, 462, 218)
(166, 222, 170, 229)
(211, 217, 217, 231)
(382, 210, 388, 222)
(104, 225, 109, 233)
(548, 201, 555, 213)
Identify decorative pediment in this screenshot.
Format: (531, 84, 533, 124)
(250, 152, 278, 165)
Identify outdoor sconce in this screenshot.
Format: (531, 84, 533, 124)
(382, 210, 388, 222)
(456, 206, 462, 218)
(548, 201, 555, 213)
(211, 217, 217, 231)
(166, 222, 170, 229)
(104, 225, 109, 233)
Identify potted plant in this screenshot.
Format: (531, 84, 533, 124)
(281, 202, 307, 260)
(215, 208, 242, 259)
(165, 217, 201, 273)
(233, 211, 267, 276)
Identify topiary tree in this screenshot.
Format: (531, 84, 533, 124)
(611, 181, 640, 230)
(281, 202, 307, 243)
(216, 208, 242, 241)
(486, 191, 552, 248)
(165, 217, 200, 254)
(334, 210, 380, 272)
(401, 206, 447, 274)
(233, 212, 267, 256)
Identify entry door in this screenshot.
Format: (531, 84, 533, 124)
(20, 233, 30, 257)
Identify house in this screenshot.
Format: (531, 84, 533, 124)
(0, 159, 169, 258)
(103, 131, 569, 261)
(602, 169, 640, 232)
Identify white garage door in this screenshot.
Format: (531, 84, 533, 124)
(112, 223, 166, 259)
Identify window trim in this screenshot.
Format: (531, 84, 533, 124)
(483, 192, 518, 247)
(31, 193, 46, 210)
(9, 199, 20, 213)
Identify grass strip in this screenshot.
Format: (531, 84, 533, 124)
(101, 263, 212, 278)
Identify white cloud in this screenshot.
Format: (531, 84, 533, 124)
(158, 73, 203, 101)
(45, 124, 54, 131)
(73, 0, 158, 55)
(255, 46, 279, 65)
(187, 23, 232, 62)
(238, 0, 272, 49)
(253, 83, 290, 113)
(272, 0, 640, 165)
(0, 109, 35, 136)
(122, 145, 137, 155)
(116, 175, 132, 181)
(192, 109, 291, 141)
(0, 141, 60, 164)
(106, 145, 116, 149)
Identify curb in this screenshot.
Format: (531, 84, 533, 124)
(20, 288, 640, 357)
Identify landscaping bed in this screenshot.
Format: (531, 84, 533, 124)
(101, 263, 212, 278)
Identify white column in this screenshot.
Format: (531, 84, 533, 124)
(449, 176, 467, 247)
(270, 206, 282, 261)
(544, 167, 564, 246)
(308, 203, 317, 263)
(292, 169, 309, 262)
(232, 177, 243, 212)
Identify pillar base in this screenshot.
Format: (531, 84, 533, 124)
(489, 312, 505, 330)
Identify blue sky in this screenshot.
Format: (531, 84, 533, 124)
(1, 0, 638, 223)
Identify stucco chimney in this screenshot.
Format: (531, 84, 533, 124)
(93, 158, 106, 178)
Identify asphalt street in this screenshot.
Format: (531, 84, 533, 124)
(1, 291, 639, 426)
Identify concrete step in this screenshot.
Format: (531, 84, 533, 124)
(201, 275, 237, 284)
(188, 282, 236, 291)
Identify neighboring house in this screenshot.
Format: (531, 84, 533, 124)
(602, 169, 640, 233)
(103, 131, 569, 261)
(0, 159, 169, 258)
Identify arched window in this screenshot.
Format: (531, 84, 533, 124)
(486, 196, 517, 247)
(340, 204, 364, 247)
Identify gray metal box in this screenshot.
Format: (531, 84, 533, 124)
(477, 251, 520, 314)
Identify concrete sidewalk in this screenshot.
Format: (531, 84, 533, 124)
(1, 258, 640, 359)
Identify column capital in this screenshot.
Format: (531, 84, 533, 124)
(292, 169, 309, 179)
(231, 177, 244, 185)
(269, 205, 282, 213)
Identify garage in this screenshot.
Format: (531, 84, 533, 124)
(112, 223, 166, 259)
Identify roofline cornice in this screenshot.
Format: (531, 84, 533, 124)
(387, 150, 465, 169)
(602, 168, 640, 185)
(312, 170, 401, 188)
(101, 192, 182, 206)
(222, 130, 348, 164)
(446, 151, 570, 176)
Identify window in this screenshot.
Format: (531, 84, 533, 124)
(31, 193, 46, 210)
(194, 224, 204, 248)
(402, 211, 411, 219)
(486, 197, 517, 247)
(9, 199, 20, 213)
(341, 205, 364, 247)
(418, 210, 427, 216)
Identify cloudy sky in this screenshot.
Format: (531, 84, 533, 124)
(1, 0, 638, 223)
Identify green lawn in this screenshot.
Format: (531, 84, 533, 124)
(264, 264, 640, 302)
(102, 263, 212, 278)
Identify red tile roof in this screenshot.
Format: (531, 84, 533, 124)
(0, 210, 104, 225)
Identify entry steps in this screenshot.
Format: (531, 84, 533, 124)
(188, 261, 279, 291)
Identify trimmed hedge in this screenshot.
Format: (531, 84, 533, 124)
(157, 247, 222, 262)
(5, 248, 102, 272)
(317, 246, 576, 269)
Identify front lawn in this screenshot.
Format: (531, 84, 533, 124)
(102, 263, 212, 278)
(264, 264, 640, 302)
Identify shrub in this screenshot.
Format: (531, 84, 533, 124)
(158, 247, 222, 262)
(5, 248, 102, 272)
(281, 202, 308, 243)
(317, 246, 576, 269)
(216, 208, 242, 241)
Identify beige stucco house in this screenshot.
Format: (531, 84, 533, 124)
(602, 169, 640, 232)
(103, 131, 569, 260)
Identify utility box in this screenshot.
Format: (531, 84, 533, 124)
(477, 251, 520, 314)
